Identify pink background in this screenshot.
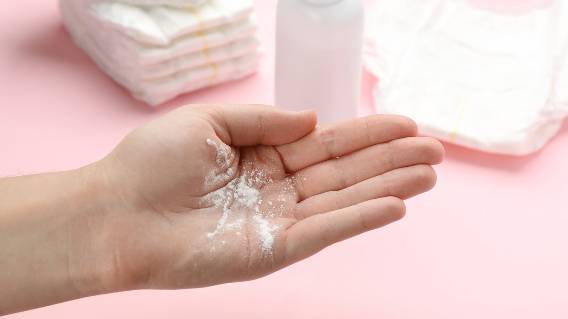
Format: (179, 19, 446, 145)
(2, 0, 568, 318)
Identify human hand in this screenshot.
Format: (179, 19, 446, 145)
(89, 105, 444, 292)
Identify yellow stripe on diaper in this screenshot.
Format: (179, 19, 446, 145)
(187, 5, 220, 86)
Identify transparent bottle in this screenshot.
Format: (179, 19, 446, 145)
(275, 0, 365, 123)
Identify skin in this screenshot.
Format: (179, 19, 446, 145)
(0, 105, 444, 315)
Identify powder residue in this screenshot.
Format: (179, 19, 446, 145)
(202, 139, 281, 254)
(205, 173, 264, 239)
(205, 139, 236, 186)
(253, 215, 279, 254)
(206, 138, 233, 168)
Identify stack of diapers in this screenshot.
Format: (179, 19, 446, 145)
(60, 0, 261, 105)
(364, 0, 568, 155)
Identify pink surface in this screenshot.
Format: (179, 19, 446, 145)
(2, 0, 568, 318)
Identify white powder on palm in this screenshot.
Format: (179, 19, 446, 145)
(206, 138, 233, 168)
(253, 215, 279, 254)
(205, 173, 262, 239)
(203, 138, 280, 254)
(205, 139, 236, 186)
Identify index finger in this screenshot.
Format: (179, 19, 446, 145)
(275, 115, 418, 172)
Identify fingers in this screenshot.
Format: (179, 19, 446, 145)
(276, 115, 418, 172)
(284, 197, 406, 265)
(294, 165, 437, 219)
(202, 104, 317, 146)
(294, 137, 444, 201)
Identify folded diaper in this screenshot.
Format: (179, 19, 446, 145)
(67, 4, 259, 76)
(91, 0, 255, 45)
(364, 0, 568, 155)
(137, 55, 261, 105)
(143, 37, 260, 79)
(60, 0, 261, 105)
(106, 17, 259, 65)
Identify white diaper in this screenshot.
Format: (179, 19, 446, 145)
(91, 0, 255, 45)
(136, 55, 261, 105)
(364, 0, 568, 155)
(117, 17, 259, 65)
(60, 0, 261, 105)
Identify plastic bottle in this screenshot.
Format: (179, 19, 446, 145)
(275, 0, 365, 123)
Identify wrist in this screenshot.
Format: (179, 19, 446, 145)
(0, 164, 128, 313)
(74, 157, 156, 294)
(64, 161, 132, 297)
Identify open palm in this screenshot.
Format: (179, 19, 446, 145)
(99, 105, 443, 291)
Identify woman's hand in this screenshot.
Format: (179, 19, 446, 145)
(94, 105, 444, 292)
(0, 105, 444, 314)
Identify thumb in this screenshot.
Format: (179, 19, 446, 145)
(204, 104, 318, 146)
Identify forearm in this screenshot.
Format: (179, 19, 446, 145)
(0, 164, 114, 314)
